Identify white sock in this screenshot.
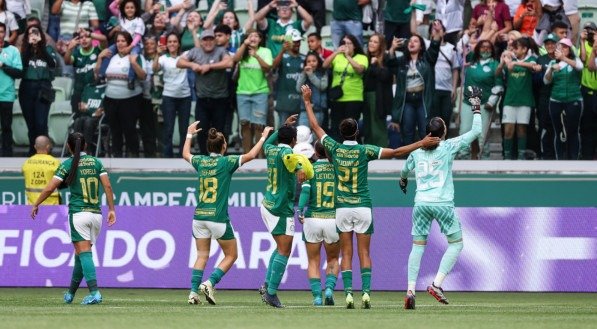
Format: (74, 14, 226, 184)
(434, 273, 447, 288)
(407, 282, 416, 295)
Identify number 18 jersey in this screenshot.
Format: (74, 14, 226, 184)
(54, 154, 107, 214)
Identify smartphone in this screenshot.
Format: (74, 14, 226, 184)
(278, 0, 291, 7)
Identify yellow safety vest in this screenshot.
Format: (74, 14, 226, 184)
(22, 154, 61, 205)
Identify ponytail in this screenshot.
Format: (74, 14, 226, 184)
(64, 132, 85, 187)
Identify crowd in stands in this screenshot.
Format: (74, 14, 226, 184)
(0, 0, 596, 160)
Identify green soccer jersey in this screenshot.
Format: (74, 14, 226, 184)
(264, 18, 304, 58)
(72, 47, 101, 95)
(463, 58, 502, 106)
(191, 154, 241, 223)
(275, 53, 305, 113)
(322, 135, 381, 208)
(54, 154, 107, 214)
(503, 56, 536, 107)
(302, 160, 336, 219)
(383, 0, 410, 23)
(80, 84, 106, 116)
(262, 132, 296, 217)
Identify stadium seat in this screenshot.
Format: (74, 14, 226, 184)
(11, 102, 29, 146)
(53, 77, 74, 102)
(48, 101, 74, 146)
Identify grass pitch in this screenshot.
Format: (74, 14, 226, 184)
(0, 288, 595, 329)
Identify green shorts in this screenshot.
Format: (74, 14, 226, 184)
(412, 205, 461, 237)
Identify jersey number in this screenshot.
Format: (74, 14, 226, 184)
(266, 168, 278, 194)
(199, 177, 218, 203)
(316, 182, 335, 208)
(338, 166, 358, 193)
(416, 161, 445, 189)
(80, 177, 99, 204)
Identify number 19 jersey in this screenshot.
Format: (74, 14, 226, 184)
(322, 135, 381, 208)
(54, 154, 107, 214)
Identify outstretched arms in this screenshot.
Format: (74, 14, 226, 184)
(300, 85, 326, 140)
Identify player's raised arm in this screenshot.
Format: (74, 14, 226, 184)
(379, 134, 441, 159)
(301, 85, 326, 140)
(243, 126, 274, 163)
(457, 87, 484, 145)
(182, 121, 202, 163)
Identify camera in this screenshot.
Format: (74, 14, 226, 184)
(277, 0, 291, 7)
(587, 29, 595, 44)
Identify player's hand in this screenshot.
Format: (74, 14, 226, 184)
(296, 169, 306, 184)
(187, 121, 202, 135)
(261, 126, 274, 138)
(296, 209, 304, 224)
(31, 205, 39, 220)
(107, 210, 116, 226)
(284, 114, 298, 126)
(420, 133, 441, 147)
(301, 84, 312, 102)
(465, 86, 482, 110)
(399, 178, 408, 194)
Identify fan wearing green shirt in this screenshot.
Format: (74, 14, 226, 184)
(301, 84, 440, 309)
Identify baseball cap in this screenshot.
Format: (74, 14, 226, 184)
(543, 33, 559, 44)
(293, 142, 315, 159)
(285, 29, 302, 42)
(296, 125, 313, 144)
(584, 21, 596, 31)
(200, 29, 215, 39)
(558, 38, 574, 48)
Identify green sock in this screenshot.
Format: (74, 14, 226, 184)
(267, 253, 289, 295)
(361, 268, 372, 294)
(265, 250, 278, 285)
(407, 244, 426, 292)
(341, 270, 352, 295)
(325, 274, 337, 291)
(191, 269, 203, 293)
(503, 138, 513, 159)
(78, 251, 98, 293)
(68, 254, 83, 295)
(438, 241, 464, 278)
(208, 268, 225, 287)
(517, 137, 527, 159)
(309, 278, 321, 298)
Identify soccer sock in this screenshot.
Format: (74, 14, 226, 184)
(208, 268, 225, 287)
(68, 254, 83, 295)
(407, 244, 426, 295)
(341, 270, 353, 296)
(503, 138, 513, 159)
(309, 278, 322, 298)
(361, 268, 371, 294)
(191, 269, 204, 293)
(325, 274, 337, 291)
(265, 250, 278, 285)
(517, 136, 527, 159)
(79, 251, 98, 293)
(267, 253, 289, 295)
(436, 241, 464, 287)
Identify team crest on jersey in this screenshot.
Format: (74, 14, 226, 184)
(90, 54, 97, 61)
(483, 66, 491, 73)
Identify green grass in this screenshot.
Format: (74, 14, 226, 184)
(0, 289, 595, 329)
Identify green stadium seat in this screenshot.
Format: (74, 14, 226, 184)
(53, 77, 73, 102)
(48, 101, 74, 146)
(11, 102, 29, 146)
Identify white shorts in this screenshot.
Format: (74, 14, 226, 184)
(70, 212, 102, 244)
(260, 204, 295, 236)
(192, 220, 235, 240)
(336, 207, 373, 234)
(502, 106, 531, 124)
(303, 218, 339, 244)
(564, 0, 578, 15)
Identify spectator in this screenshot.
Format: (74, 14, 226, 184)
(213, 24, 237, 140)
(16, 17, 58, 51)
(154, 32, 191, 157)
(382, 0, 411, 46)
(435, 0, 465, 46)
(363, 33, 392, 147)
(255, 0, 313, 57)
(204, 0, 255, 54)
(513, 0, 541, 37)
(389, 22, 442, 147)
(457, 40, 503, 160)
(0, 21, 22, 157)
(232, 29, 272, 153)
(97, 31, 147, 157)
(64, 28, 107, 114)
(307, 32, 333, 60)
(329, 0, 367, 48)
(139, 36, 158, 157)
(20, 25, 58, 156)
(535, 0, 569, 44)
(471, 0, 512, 40)
(177, 29, 233, 155)
(0, 0, 18, 45)
(272, 29, 304, 127)
(534, 32, 558, 159)
(298, 0, 325, 34)
(580, 22, 597, 160)
(296, 51, 328, 127)
(91, 0, 109, 32)
(73, 83, 106, 155)
(22, 135, 61, 205)
(497, 37, 540, 160)
(6, 0, 30, 33)
(323, 34, 368, 141)
(144, 12, 175, 40)
(177, 10, 202, 51)
(51, 0, 100, 55)
(562, 0, 580, 45)
(543, 38, 583, 160)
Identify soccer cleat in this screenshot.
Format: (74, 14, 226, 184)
(258, 282, 268, 296)
(188, 291, 201, 305)
(81, 291, 102, 305)
(63, 292, 74, 304)
(361, 292, 371, 309)
(427, 284, 449, 304)
(404, 291, 416, 310)
(200, 281, 216, 305)
(345, 293, 355, 309)
(313, 296, 323, 306)
(324, 288, 335, 306)
(263, 292, 284, 308)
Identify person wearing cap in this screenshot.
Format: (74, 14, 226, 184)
(579, 21, 597, 160)
(543, 37, 583, 160)
(272, 29, 305, 127)
(177, 28, 233, 155)
(534, 32, 559, 159)
(254, 0, 313, 58)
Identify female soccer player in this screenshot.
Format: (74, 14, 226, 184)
(302, 85, 440, 309)
(31, 132, 116, 305)
(183, 122, 273, 305)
